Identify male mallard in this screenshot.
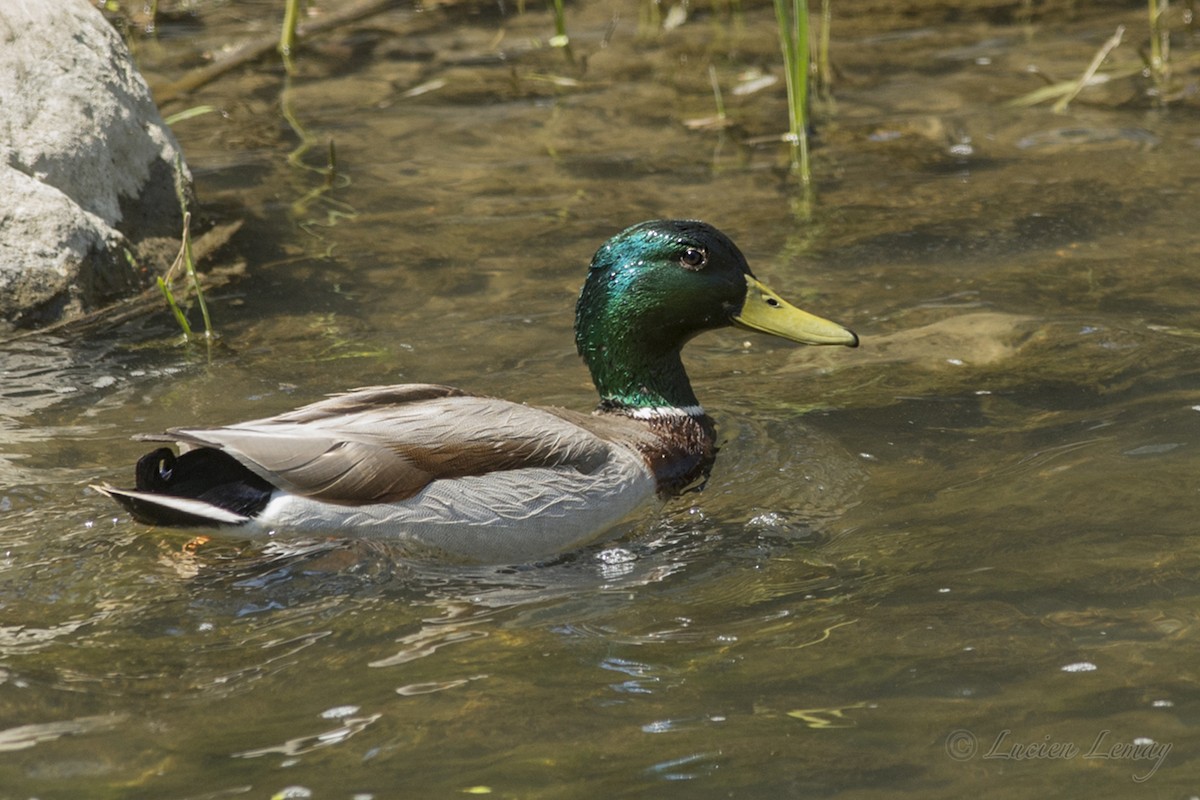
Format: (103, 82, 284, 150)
(96, 220, 857, 562)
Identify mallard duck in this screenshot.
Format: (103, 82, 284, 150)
(95, 220, 857, 562)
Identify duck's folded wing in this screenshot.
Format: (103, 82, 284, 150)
(139, 384, 618, 505)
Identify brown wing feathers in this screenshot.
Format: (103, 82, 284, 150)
(138, 388, 617, 505)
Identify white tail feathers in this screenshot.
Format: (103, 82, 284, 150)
(91, 484, 251, 526)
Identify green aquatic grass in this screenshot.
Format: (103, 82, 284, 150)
(157, 166, 214, 344)
(156, 274, 192, 337)
(547, 0, 577, 66)
(816, 0, 834, 105)
(772, 0, 812, 184)
(279, 64, 357, 228)
(550, 0, 569, 46)
(1053, 24, 1125, 112)
(279, 0, 302, 74)
(163, 105, 218, 126)
(709, 65, 727, 123)
(1147, 0, 1171, 101)
(157, 211, 214, 343)
(1012, 0, 1195, 108)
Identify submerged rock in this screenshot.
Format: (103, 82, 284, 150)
(0, 0, 191, 329)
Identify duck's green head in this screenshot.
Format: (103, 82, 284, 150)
(576, 219, 858, 412)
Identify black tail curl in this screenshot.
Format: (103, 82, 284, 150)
(129, 446, 276, 524)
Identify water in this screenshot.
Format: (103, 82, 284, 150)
(2, 0, 1199, 796)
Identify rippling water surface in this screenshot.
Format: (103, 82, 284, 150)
(2, 0, 1199, 796)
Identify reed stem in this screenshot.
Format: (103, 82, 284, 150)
(279, 0, 302, 74)
(773, 0, 812, 183)
(1147, 0, 1171, 101)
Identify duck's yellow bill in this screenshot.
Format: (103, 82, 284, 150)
(734, 275, 859, 347)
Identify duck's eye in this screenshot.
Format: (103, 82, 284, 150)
(679, 247, 707, 271)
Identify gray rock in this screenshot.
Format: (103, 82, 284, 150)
(0, 0, 192, 329)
